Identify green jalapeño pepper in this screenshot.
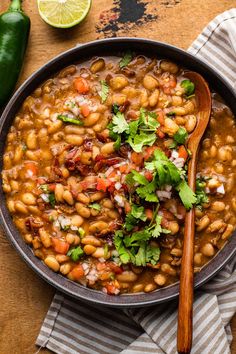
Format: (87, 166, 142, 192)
(0, 0, 30, 108)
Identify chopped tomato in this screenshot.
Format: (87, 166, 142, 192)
(157, 111, 165, 125)
(48, 184, 56, 192)
(99, 271, 113, 281)
(178, 145, 188, 160)
(80, 104, 90, 117)
(96, 262, 107, 271)
(79, 180, 89, 190)
(96, 178, 111, 192)
(108, 263, 123, 274)
(131, 152, 143, 166)
(37, 177, 47, 185)
(70, 265, 85, 280)
(73, 77, 90, 94)
(52, 238, 70, 255)
(24, 162, 38, 178)
(105, 280, 120, 295)
(124, 200, 131, 214)
(144, 171, 153, 181)
(144, 146, 158, 160)
(145, 208, 153, 220)
(157, 128, 165, 139)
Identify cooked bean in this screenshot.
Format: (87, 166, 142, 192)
(21, 192, 36, 205)
(144, 283, 157, 293)
(90, 192, 105, 202)
(56, 255, 70, 263)
(194, 253, 203, 266)
(160, 60, 178, 74)
(32, 238, 42, 249)
(196, 215, 210, 231)
(63, 190, 74, 205)
(81, 236, 102, 246)
(77, 193, 90, 204)
(101, 142, 115, 155)
(117, 271, 138, 282)
(168, 221, 179, 235)
(64, 125, 85, 135)
(75, 203, 91, 218)
(92, 247, 110, 259)
(110, 76, 128, 90)
(231, 198, 236, 212)
(201, 243, 215, 257)
(14, 146, 24, 163)
(163, 118, 179, 136)
(15, 201, 28, 214)
(84, 244, 97, 255)
(132, 284, 144, 293)
(222, 224, 234, 240)
(112, 93, 127, 105)
(149, 89, 159, 107)
(143, 75, 158, 90)
(44, 256, 60, 272)
(70, 215, 84, 227)
(65, 135, 83, 145)
(154, 274, 167, 286)
(102, 199, 114, 209)
(66, 233, 76, 244)
(107, 210, 119, 219)
(218, 146, 232, 161)
(39, 228, 51, 248)
(24, 233, 33, 244)
(185, 115, 197, 132)
(26, 131, 38, 149)
(170, 248, 182, 257)
(90, 58, 105, 73)
(60, 263, 72, 275)
(206, 219, 226, 233)
(161, 263, 177, 276)
(89, 221, 109, 234)
(48, 120, 63, 134)
(211, 201, 225, 211)
(55, 184, 64, 203)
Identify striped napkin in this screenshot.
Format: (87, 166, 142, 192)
(36, 9, 236, 354)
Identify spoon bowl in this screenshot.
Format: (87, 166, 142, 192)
(177, 72, 212, 354)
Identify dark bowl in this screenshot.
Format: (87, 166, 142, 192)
(1, 38, 236, 308)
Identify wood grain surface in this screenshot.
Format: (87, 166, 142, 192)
(0, 1, 236, 353)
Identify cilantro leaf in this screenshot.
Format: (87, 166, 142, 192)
(146, 245, 161, 265)
(67, 246, 84, 262)
(112, 111, 129, 134)
(114, 135, 121, 150)
(124, 230, 151, 247)
(127, 131, 157, 153)
(57, 115, 83, 125)
(126, 170, 148, 186)
(139, 109, 160, 131)
(99, 80, 109, 103)
(114, 231, 132, 264)
(181, 79, 195, 96)
(119, 51, 132, 68)
(174, 127, 188, 144)
(49, 193, 56, 208)
(124, 204, 147, 231)
(176, 180, 197, 210)
(136, 179, 159, 202)
(88, 203, 101, 211)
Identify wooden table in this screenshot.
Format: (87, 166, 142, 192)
(0, 1, 236, 353)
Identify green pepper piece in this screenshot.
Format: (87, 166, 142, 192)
(0, 0, 30, 108)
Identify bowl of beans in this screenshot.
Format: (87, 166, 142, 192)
(1, 38, 236, 307)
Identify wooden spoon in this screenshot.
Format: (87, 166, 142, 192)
(177, 72, 212, 354)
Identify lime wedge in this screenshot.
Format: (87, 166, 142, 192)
(37, 0, 92, 28)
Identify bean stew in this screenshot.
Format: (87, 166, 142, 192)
(2, 54, 236, 295)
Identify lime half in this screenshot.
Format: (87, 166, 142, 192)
(37, 0, 92, 28)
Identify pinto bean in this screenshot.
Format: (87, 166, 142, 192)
(110, 76, 128, 90)
(65, 135, 83, 145)
(90, 59, 105, 73)
(89, 221, 109, 234)
(83, 113, 101, 127)
(81, 236, 102, 246)
(117, 271, 138, 282)
(160, 60, 179, 74)
(201, 243, 215, 257)
(222, 224, 234, 240)
(55, 184, 64, 203)
(75, 203, 91, 218)
(185, 115, 197, 132)
(144, 283, 157, 292)
(21, 193, 36, 205)
(154, 274, 167, 286)
(63, 190, 74, 205)
(163, 118, 179, 136)
(44, 256, 60, 272)
(196, 215, 210, 231)
(39, 228, 51, 248)
(143, 75, 158, 90)
(101, 142, 115, 155)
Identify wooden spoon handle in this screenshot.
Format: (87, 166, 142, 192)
(177, 150, 197, 354)
(177, 208, 195, 353)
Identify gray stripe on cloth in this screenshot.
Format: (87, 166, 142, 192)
(36, 8, 236, 354)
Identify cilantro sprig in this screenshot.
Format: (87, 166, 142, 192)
(119, 51, 133, 68)
(67, 246, 84, 262)
(99, 80, 109, 103)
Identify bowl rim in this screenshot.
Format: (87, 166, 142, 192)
(1, 37, 236, 308)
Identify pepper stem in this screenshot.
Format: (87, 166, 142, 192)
(9, 0, 22, 11)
